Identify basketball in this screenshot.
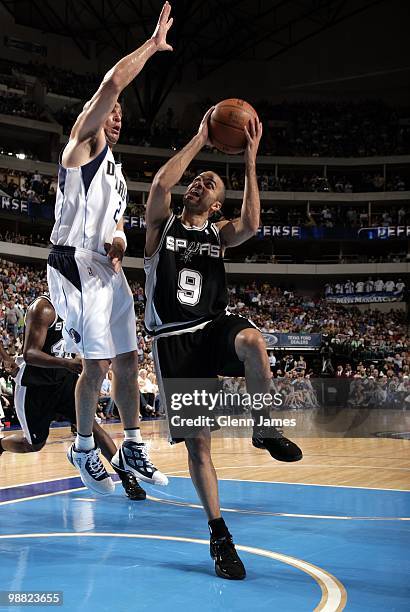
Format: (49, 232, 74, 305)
(209, 98, 259, 154)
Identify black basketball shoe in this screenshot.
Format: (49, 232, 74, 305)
(252, 427, 303, 462)
(121, 472, 146, 500)
(210, 535, 246, 580)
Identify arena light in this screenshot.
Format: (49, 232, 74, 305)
(16, 153, 26, 160)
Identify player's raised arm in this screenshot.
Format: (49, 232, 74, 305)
(217, 117, 263, 248)
(63, 2, 173, 167)
(145, 107, 214, 252)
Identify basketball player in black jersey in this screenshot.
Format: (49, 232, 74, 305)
(144, 109, 302, 579)
(0, 296, 145, 500)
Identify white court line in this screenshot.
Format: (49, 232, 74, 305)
(0, 487, 86, 505)
(167, 472, 410, 492)
(146, 495, 410, 521)
(169, 463, 410, 473)
(0, 533, 347, 612)
(0, 475, 78, 490)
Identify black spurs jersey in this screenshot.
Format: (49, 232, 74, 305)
(17, 295, 74, 386)
(144, 214, 228, 336)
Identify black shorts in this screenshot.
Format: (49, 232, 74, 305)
(153, 313, 256, 441)
(154, 313, 256, 378)
(14, 373, 77, 445)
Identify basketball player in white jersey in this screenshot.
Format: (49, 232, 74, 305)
(47, 2, 173, 494)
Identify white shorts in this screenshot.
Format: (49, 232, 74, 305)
(47, 245, 137, 359)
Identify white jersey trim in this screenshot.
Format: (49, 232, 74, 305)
(144, 214, 175, 262)
(181, 219, 208, 231)
(148, 318, 213, 339)
(14, 381, 32, 445)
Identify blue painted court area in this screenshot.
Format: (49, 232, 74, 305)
(0, 477, 409, 612)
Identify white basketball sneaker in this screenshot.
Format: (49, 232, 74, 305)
(111, 441, 168, 486)
(67, 443, 115, 495)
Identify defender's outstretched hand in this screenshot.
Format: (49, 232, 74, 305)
(244, 117, 263, 164)
(151, 2, 174, 52)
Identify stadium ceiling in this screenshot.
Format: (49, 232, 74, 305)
(1, 0, 387, 121)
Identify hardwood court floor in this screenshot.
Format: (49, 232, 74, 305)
(1, 420, 409, 490)
(1, 420, 409, 611)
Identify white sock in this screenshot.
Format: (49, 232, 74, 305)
(75, 433, 95, 452)
(124, 428, 143, 443)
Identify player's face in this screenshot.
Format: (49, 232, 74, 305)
(104, 103, 122, 146)
(183, 172, 223, 214)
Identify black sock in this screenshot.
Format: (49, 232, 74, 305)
(0, 438, 4, 454)
(208, 517, 230, 540)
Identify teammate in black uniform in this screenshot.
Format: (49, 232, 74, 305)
(144, 108, 302, 579)
(0, 295, 145, 500)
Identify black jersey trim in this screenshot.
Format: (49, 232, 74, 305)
(81, 143, 108, 195)
(58, 165, 67, 195)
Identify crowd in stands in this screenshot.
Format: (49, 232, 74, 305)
(223, 202, 410, 234)
(0, 59, 100, 101)
(255, 100, 410, 157)
(1, 58, 410, 158)
(0, 260, 410, 420)
(0, 91, 48, 121)
(0, 262, 408, 425)
(227, 283, 407, 359)
(226, 171, 408, 193)
(2, 168, 409, 236)
(0, 231, 49, 247)
(0, 168, 56, 205)
(137, 163, 408, 194)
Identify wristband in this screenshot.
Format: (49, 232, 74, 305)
(113, 230, 127, 251)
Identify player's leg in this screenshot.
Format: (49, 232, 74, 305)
(1, 383, 53, 456)
(109, 350, 140, 431)
(67, 358, 115, 494)
(109, 350, 167, 486)
(185, 429, 220, 519)
(75, 358, 110, 442)
(0, 436, 45, 454)
(185, 429, 246, 580)
(234, 327, 302, 461)
(109, 278, 168, 486)
(153, 331, 245, 579)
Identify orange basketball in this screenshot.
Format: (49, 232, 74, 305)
(209, 98, 259, 154)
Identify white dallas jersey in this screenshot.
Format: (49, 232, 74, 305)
(50, 144, 127, 255)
